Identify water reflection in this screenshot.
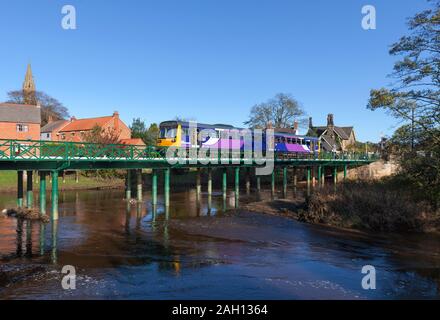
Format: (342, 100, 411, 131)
(51, 221, 58, 265)
(0, 187, 440, 299)
(25, 221, 32, 257)
(39, 223, 45, 256)
(16, 219, 23, 256)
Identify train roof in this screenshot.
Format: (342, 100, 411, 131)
(274, 130, 319, 140)
(159, 120, 242, 130)
(159, 120, 318, 140)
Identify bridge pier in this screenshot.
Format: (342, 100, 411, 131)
(39, 171, 47, 216)
(151, 169, 157, 207)
(207, 168, 212, 197)
(234, 167, 239, 208)
(344, 164, 347, 181)
(293, 168, 297, 196)
(333, 166, 338, 185)
(196, 168, 201, 198)
(125, 170, 132, 201)
(51, 171, 59, 221)
(312, 167, 316, 187)
(307, 167, 311, 197)
(207, 168, 212, 214)
(256, 167, 261, 194)
(164, 168, 170, 208)
(17, 171, 24, 208)
(245, 168, 250, 195)
(136, 169, 142, 202)
(26, 171, 33, 208)
(282, 167, 287, 198)
(271, 170, 275, 198)
(318, 166, 322, 187)
(222, 168, 227, 200)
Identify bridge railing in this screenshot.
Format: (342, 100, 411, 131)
(0, 139, 378, 162)
(0, 139, 161, 161)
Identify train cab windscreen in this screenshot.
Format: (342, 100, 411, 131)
(160, 126, 177, 139)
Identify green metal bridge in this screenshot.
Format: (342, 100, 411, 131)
(0, 139, 378, 222)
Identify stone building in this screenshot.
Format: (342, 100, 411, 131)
(307, 114, 356, 152)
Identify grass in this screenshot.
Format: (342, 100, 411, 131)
(0, 171, 124, 192)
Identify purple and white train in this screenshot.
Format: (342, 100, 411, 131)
(157, 120, 320, 156)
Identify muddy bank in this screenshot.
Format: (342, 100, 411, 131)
(241, 182, 440, 234)
(0, 263, 50, 289)
(2, 208, 50, 223)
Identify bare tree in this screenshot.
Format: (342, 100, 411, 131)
(244, 93, 306, 128)
(82, 125, 121, 144)
(6, 90, 69, 127)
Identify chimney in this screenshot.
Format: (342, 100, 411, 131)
(327, 113, 335, 138)
(47, 114, 54, 124)
(266, 121, 273, 129)
(308, 117, 313, 129)
(113, 111, 120, 131)
(327, 114, 334, 128)
(293, 120, 299, 135)
(70, 116, 76, 122)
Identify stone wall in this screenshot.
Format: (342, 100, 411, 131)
(340, 159, 399, 180)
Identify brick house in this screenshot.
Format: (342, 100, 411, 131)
(0, 103, 41, 140)
(41, 111, 134, 144)
(40, 117, 68, 141)
(307, 114, 356, 152)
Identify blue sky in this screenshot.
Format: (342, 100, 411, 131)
(0, 0, 429, 142)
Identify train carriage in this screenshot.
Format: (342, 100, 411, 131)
(157, 120, 319, 157)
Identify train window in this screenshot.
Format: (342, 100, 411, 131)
(160, 127, 177, 139)
(286, 138, 292, 144)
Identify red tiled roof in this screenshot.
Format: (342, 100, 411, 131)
(59, 116, 113, 132)
(120, 138, 146, 146)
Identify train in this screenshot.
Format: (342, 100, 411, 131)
(157, 120, 320, 157)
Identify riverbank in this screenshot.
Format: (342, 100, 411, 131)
(242, 178, 440, 234)
(0, 171, 124, 192)
(0, 168, 288, 192)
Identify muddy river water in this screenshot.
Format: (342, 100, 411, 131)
(0, 187, 440, 299)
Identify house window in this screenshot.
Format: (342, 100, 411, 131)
(16, 124, 29, 132)
(61, 134, 66, 140)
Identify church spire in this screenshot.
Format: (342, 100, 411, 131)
(23, 63, 36, 105)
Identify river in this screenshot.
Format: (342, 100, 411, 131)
(0, 187, 439, 299)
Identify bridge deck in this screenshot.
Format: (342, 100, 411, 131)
(0, 139, 377, 171)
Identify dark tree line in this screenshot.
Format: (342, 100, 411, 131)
(368, 0, 440, 205)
